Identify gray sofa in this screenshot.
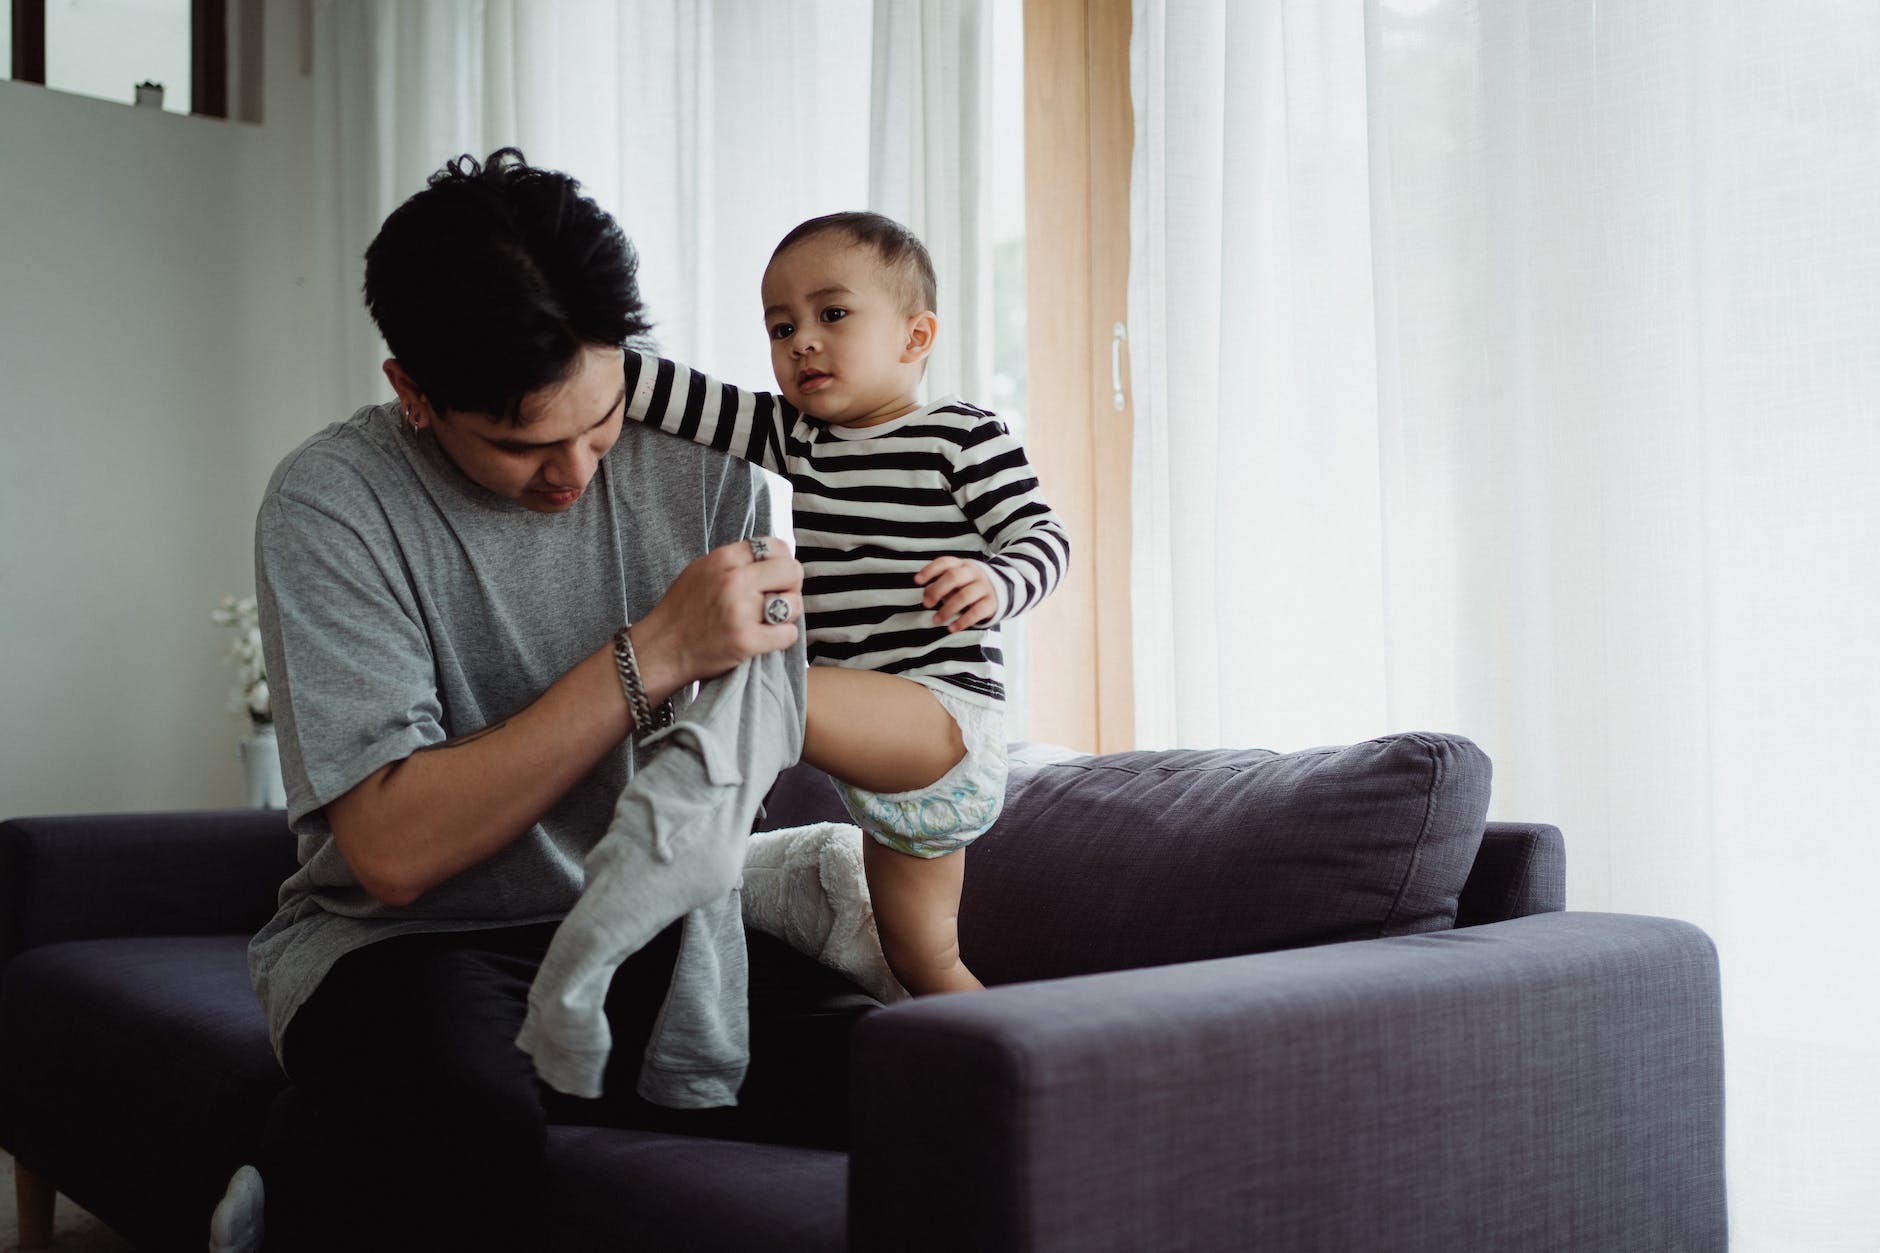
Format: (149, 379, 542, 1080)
(0, 733, 1727, 1251)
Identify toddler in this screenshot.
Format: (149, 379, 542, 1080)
(625, 211, 1069, 995)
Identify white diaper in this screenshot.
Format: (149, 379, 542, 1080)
(834, 684, 1007, 859)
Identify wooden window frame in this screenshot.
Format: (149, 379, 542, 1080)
(9, 0, 227, 118)
(10, 0, 45, 84)
(1022, 0, 1135, 754)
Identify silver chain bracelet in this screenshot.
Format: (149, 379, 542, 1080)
(612, 624, 674, 743)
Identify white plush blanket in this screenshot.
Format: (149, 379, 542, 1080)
(742, 823, 908, 1005)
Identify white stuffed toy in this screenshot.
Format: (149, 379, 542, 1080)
(742, 822, 909, 1005)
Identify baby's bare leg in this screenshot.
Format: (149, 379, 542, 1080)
(804, 667, 982, 994)
(863, 839, 983, 995)
(804, 667, 964, 793)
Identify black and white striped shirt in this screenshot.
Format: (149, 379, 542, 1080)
(624, 351, 1070, 706)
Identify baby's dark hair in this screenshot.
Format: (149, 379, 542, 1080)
(363, 148, 653, 423)
(771, 211, 938, 316)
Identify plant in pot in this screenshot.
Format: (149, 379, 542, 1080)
(213, 594, 286, 808)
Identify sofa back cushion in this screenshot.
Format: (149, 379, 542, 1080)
(763, 733, 1492, 986)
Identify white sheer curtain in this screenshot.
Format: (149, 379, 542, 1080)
(868, 0, 993, 405)
(1129, 2, 1880, 1248)
(309, 0, 987, 422)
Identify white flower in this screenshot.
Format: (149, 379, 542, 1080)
(213, 594, 271, 726)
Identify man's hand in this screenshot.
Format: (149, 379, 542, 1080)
(914, 556, 997, 633)
(630, 537, 804, 698)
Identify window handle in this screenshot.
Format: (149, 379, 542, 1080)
(1111, 321, 1128, 411)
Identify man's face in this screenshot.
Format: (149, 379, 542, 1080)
(420, 344, 626, 513)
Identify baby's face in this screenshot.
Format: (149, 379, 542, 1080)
(761, 233, 932, 428)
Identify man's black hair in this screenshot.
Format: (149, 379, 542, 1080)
(770, 211, 938, 315)
(363, 148, 652, 422)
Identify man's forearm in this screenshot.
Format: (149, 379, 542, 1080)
(327, 635, 681, 906)
(324, 538, 800, 906)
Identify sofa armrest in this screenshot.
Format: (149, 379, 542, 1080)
(848, 912, 1725, 1253)
(0, 810, 295, 960)
(1456, 821, 1566, 926)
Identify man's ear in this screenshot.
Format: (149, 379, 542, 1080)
(382, 359, 433, 429)
(900, 311, 938, 365)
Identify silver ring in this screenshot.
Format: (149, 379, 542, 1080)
(763, 595, 792, 625)
(748, 536, 771, 562)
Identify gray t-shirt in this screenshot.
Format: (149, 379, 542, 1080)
(248, 388, 764, 1055)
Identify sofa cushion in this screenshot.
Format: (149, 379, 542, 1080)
(0, 935, 283, 1250)
(543, 1125, 846, 1253)
(763, 733, 1492, 986)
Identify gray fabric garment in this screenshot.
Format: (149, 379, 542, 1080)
(246, 389, 768, 1064)
(518, 644, 807, 1105)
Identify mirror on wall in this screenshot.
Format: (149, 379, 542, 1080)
(8, 0, 234, 117)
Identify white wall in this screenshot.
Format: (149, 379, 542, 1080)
(0, 7, 320, 815)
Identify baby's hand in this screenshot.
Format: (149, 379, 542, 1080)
(914, 556, 997, 633)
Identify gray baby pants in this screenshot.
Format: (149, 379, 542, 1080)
(517, 643, 806, 1105)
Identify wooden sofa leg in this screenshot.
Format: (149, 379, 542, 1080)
(14, 1158, 56, 1250)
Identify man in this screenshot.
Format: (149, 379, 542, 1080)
(211, 150, 871, 1252)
